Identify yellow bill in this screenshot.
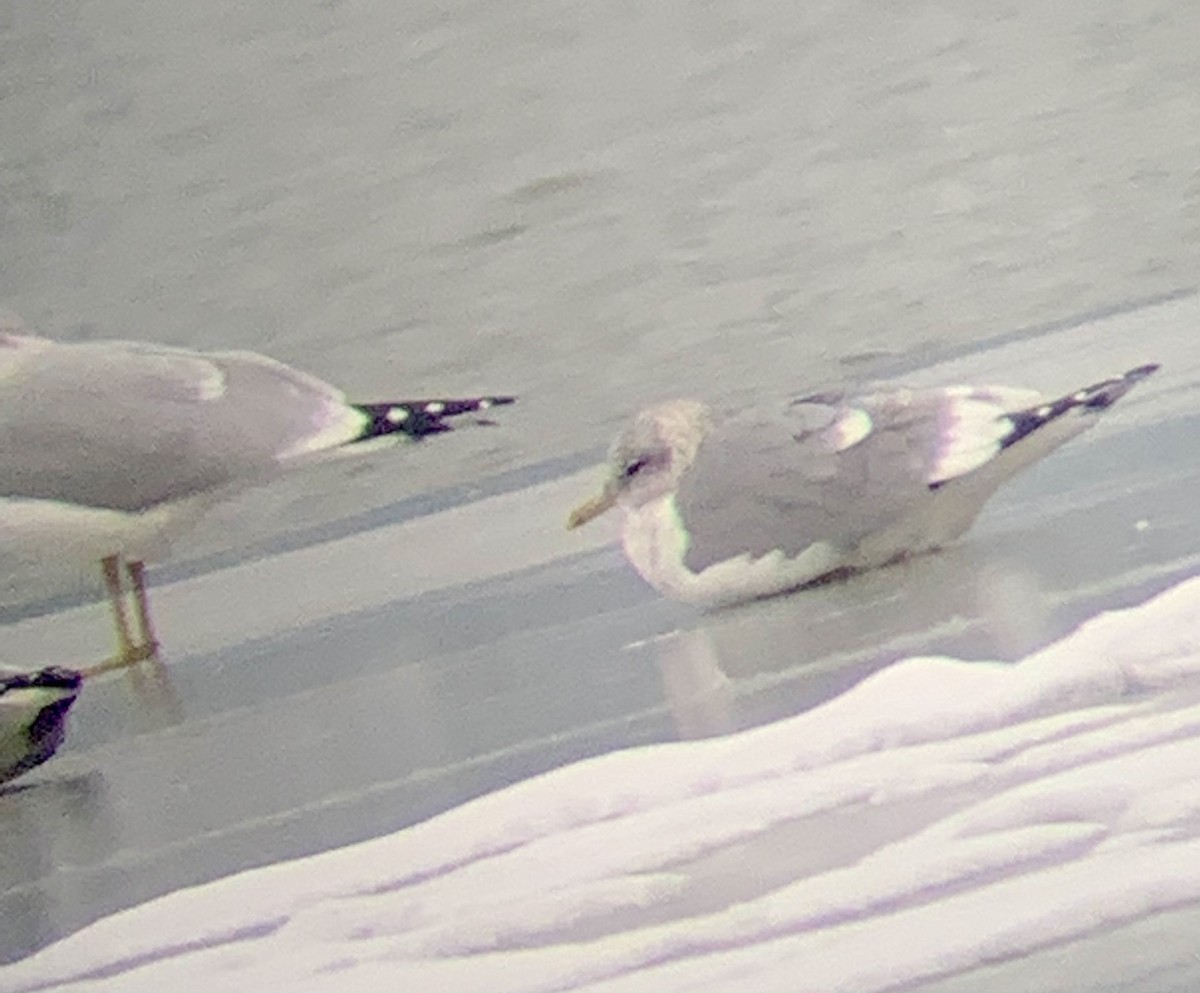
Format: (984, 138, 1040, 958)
(566, 485, 618, 529)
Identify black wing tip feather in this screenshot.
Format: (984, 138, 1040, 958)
(0, 666, 84, 696)
(1069, 361, 1159, 408)
(1124, 362, 1161, 382)
(353, 396, 517, 440)
(999, 362, 1159, 453)
(926, 363, 1158, 493)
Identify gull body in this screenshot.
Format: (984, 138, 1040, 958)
(568, 366, 1159, 608)
(1, 329, 516, 664)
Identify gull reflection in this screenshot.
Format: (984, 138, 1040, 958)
(653, 628, 736, 740)
(0, 769, 114, 964)
(123, 657, 185, 732)
(648, 542, 1055, 739)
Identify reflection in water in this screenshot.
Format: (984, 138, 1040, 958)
(0, 644, 469, 964)
(649, 544, 1058, 735)
(123, 657, 186, 733)
(654, 629, 736, 740)
(0, 659, 185, 963)
(973, 560, 1052, 659)
(0, 771, 114, 963)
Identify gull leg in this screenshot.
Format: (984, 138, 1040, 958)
(101, 555, 136, 659)
(98, 555, 153, 669)
(126, 560, 161, 660)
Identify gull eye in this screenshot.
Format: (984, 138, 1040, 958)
(622, 457, 649, 479)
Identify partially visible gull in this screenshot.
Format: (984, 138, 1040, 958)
(0, 665, 83, 786)
(568, 365, 1159, 608)
(1, 329, 516, 666)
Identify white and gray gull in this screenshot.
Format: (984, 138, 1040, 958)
(568, 365, 1159, 608)
(1, 328, 516, 666)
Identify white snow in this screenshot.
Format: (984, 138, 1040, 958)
(9, 572, 1200, 993)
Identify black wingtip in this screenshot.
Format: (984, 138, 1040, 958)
(1077, 362, 1160, 411)
(353, 395, 517, 440)
(996, 363, 1159, 453)
(1124, 363, 1161, 382)
(0, 666, 84, 696)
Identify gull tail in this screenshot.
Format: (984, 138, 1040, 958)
(1, 666, 84, 697)
(351, 395, 517, 441)
(1, 666, 84, 785)
(999, 363, 1159, 452)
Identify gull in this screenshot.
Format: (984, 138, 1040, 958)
(568, 365, 1159, 608)
(1, 329, 516, 666)
(0, 665, 83, 786)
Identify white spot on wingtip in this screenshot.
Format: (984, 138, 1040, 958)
(828, 408, 873, 451)
(1072, 390, 1090, 402)
(385, 406, 410, 424)
(1036, 405, 1053, 418)
(424, 401, 446, 415)
(478, 399, 492, 410)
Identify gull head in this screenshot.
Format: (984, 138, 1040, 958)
(567, 400, 711, 529)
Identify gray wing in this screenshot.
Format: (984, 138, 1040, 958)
(674, 385, 1039, 572)
(0, 335, 362, 511)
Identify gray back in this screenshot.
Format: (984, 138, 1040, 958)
(675, 389, 990, 572)
(1, 339, 353, 511)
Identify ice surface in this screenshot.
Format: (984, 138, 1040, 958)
(7, 573, 1200, 992)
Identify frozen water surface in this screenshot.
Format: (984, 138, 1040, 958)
(3, 0, 1200, 987)
(1, 293, 1198, 991)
